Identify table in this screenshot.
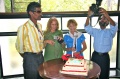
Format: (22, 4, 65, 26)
(38, 58, 101, 79)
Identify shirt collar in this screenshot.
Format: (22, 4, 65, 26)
(69, 31, 82, 38)
(28, 19, 36, 27)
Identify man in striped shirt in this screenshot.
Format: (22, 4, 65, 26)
(15, 2, 44, 79)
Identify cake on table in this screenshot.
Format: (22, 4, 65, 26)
(60, 54, 88, 76)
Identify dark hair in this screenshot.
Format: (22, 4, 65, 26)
(27, 2, 41, 17)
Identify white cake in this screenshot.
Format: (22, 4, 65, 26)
(60, 58, 88, 76)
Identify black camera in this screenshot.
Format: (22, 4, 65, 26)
(57, 39, 64, 44)
(90, 0, 102, 15)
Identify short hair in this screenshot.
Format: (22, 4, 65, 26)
(27, 2, 41, 17)
(67, 19, 78, 28)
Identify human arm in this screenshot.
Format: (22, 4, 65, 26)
(79, 40, 87, 54)
(44, 40, 55, 46)
(43, 32, 55, 46)
(62, 43, 76, 51)
(84, 8, 97, 37)
(56, 30, 64, 43)
(99, 8, 115, 26)
(74, 36, 87, 56)
(110, 24, 118, 38)
(15, 26, 25, 57)
(99, 8, 118, 37)
(62, 34, 75, 51)
(85, 8, 93, 26)
(73, 41, 87, 57)
(65, 47, 76, 51)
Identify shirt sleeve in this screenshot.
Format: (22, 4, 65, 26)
(58, 30, 63, 37)
(84, 24, 97, 37)
(80, 34, 85, 43)
(15, 26, 25, 54)
(63, 35, 67, 44)
(110, 23, 118, 38)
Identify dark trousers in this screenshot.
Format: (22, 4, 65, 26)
(23, 52, 44, 79)
(91, 51, 110, 79)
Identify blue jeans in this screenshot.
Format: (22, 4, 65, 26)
(23, 52, 44, 79)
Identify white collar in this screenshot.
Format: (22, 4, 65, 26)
(69, 31, 82, 38)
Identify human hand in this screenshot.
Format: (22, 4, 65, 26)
(73, 52, 84, 59)
(88, 8, 94, 17)
(62, 54, 71, 61)
(57, 36, 63, 40)
(57, 36, 64, 44)
(99, 8, 115, 26)
(73, 52, 79, 57)
(99, 8, 109, 18)
(71, 47, 76, 51)
(46, 40, 55, 45)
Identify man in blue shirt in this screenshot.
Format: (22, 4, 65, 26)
(85, 8, 118, 79)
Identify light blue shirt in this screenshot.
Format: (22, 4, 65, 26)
(85, 24, 118, 53)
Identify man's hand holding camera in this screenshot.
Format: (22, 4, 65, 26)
(99, 8, 109, 17)
(86, 7, 115, 27)
(87, 7, 107, 18)
(99, 8, 115, 26)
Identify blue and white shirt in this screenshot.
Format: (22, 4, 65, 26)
(64, 31, 86, 56)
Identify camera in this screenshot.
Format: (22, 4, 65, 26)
(90, 0, 102, 16)
(57, 39, 64, 44)
(54, 36, 64, 44)
(54, 36, 59, 40)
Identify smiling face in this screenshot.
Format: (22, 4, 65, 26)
(50, 20, 58, 32)
(67, 19, 77, 34)
(46, 17, 59, 33)
(68, 23, 77, 34)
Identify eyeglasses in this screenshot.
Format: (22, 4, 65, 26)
(32, 10, 42, 13)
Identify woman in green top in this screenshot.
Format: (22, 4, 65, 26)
(43, 17, 64, 62)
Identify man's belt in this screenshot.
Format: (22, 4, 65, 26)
(35, 51, 43, 54)
(25, 51, 43, 54)
(94, 51, 108, 56)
